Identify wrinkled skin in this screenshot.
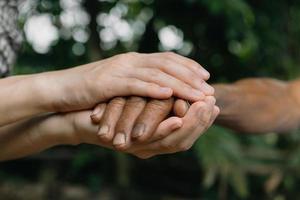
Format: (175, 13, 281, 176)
(83, 96, 219, 159)
(4, 77, 300, 161)
(214, 78, 300, 133)
(91, 78, 300, 154)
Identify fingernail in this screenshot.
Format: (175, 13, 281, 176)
(160, 87, 172, 93)
(91, 107, 101, 116)
(98, 125, 109, 136)
(201, 82, 214, 95)
(132, 123, 145, 138)
(192, 89, 205, 100)
(90, 114, 100, 124)
(200, 69, 210, 79)
(113, 133, 126, 146)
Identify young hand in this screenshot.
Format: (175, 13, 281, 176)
(42, 52, 213, 112)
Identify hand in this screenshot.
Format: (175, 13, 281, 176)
(91, 97, 219, 157)
(69, 96, 218, 158)
(91, 97, 175, 148)
(130, 97, 219, 158)
(43, 52, 213, 112)
(91, 97, 192, 149)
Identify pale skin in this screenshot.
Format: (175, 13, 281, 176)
(0, 52, 216, 161)
(0, 52, 213, 126)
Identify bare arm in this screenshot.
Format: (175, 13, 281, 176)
(214, 78, 300, 133)
(0, 52, 211, 127)
(0, 75, 52, 126)
(0, 113, 81, 161)
(0, 97, 217, 161)
(112, 78, 300, 137)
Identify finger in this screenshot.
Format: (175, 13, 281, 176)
(145, 56, 212, 94)
(131, 100, 216, 158)
(113, 97, 146, 150)
(129, 101, 211, 156)
(150, 116, 183, 141)
(208, 105, 220, 127)
(133, 68, 205, 102)
(156, 97, 215, 152)
(173, 99, 189, 117)
(98, 97, 126, 142)
(148, 52, 210, 81)
(131, 98, 174, 142)
(125, 78, 173, 99)
(128, 116, 183, 153)
(187, 96, 216, 139)
(90, 104, 107, 124)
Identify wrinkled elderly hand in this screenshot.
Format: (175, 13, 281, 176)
(90, 96, 219, 158)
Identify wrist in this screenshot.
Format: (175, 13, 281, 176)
(39, 113, 82, 146)
(32, 72, 64, 112)
(36, 65, 96, 113)
(35, 69, 79, 112)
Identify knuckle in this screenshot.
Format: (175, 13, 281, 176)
(206, 96, 216, 104)
(187, 59, 201, 69)
(161, 59, 174, 69)
(126, 79, 137, 93)
(198, 78, 204, 85)
(110, 97, 126, 107)
(126, 52, 139, 59)
(198, 118, 210, 129)
(144, 83, 156, 96)
(183, 84, 194, 92)
(118, 52, 138, 61)
(197, 109, 210, 124)
(128, 96, 146, 105)
(139, 82, 158, 97)
(148, 68, 161, 78)
(194, 102, 207, 111)
(148, 99, 171, 112)
(190, 74, 202, 85)
(163, 51, 176, 58)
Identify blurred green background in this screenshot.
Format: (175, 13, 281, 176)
(1, 0, 300, 199)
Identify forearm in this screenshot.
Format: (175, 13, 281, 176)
(213, 78, 300, 133)
(0, 66, 85, 126)
(0, 113, 78, 161)
(0, 74, 55, 126)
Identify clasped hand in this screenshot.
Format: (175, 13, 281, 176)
(64, 52, 218, 159)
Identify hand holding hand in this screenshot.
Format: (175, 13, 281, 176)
(45, 52, 213, 112)
(89, 96, 219, 158)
